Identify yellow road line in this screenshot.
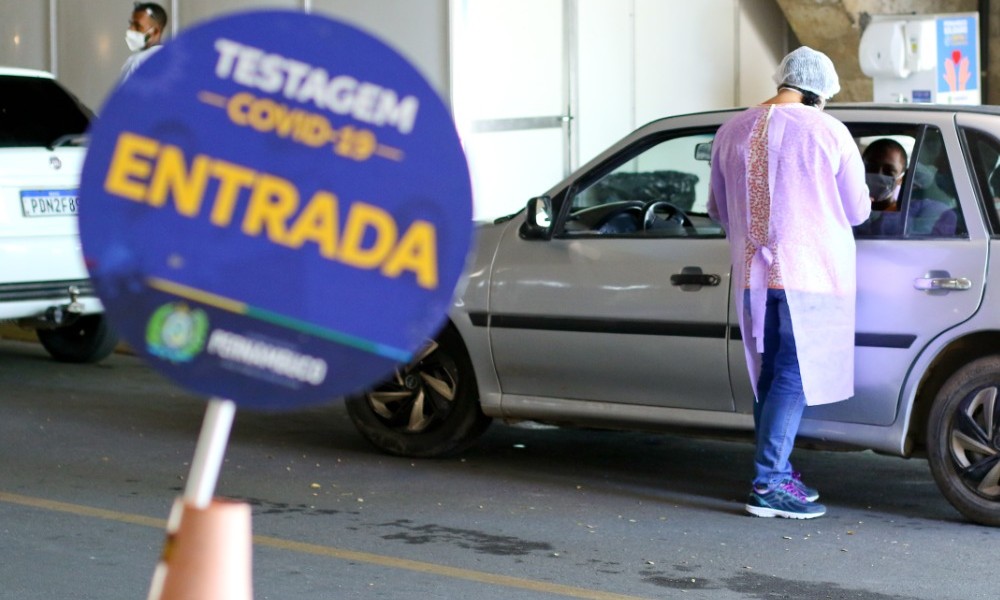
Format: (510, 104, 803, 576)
(0, 491, 165, 527)
(0, 491, 651, 600)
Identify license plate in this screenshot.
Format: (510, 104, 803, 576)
(20, 190, 79, 217)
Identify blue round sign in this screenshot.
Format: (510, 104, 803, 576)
(79, 11, 473, 409)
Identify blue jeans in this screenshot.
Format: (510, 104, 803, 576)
(749, 289, 806, 490)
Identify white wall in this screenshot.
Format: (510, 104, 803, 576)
(308, 0, 451, 98)
(0, 0, 450, 114)
(56, 0, 134, 113)
(577, 0, 788, 175)
(450, 0, 568, 221)
(450, 0, 791, 221)
(633, 0, 737, 125)
(0, 0, 788, 222)
(0, 1, 47, 71)
(576, 0, 635, 168)
(737, 0, 790, 105)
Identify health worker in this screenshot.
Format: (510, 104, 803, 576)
(707, 47, 870, 520)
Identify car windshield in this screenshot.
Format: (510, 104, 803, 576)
(0, 75, 91, 148)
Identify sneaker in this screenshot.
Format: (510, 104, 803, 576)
(790, 471, 820, 502)
(745, 480, 826, 519)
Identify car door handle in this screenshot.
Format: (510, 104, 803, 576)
(913, 270, 972, 294)
(670, 267, 721, 290)
(671, 273, 721, 286)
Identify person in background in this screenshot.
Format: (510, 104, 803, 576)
(121, 2, 168, 83)
(707, 47, 870, 519)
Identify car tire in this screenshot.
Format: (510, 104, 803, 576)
(927, 355, 1000, 526)
(345, 325, 491, 458)
(36, 314, 119, 364)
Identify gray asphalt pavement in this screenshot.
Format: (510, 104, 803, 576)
(0, 338, 997, 600)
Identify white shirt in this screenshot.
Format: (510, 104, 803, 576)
(120, 45, 162, 83)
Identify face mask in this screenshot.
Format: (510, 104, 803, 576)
(866, 173, 900, 210)
(125, 29, 149, 52)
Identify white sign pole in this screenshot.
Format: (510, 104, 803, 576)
(148, 397, 239, 600)
(184, 398, 237, 508)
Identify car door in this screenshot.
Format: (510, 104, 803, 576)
(486, 127, 736, 411)
(731, 110, 990, 427)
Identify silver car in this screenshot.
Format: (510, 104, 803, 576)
(346, 105, 1000, 526)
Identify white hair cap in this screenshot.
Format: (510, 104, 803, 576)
(773, 46, 840, 99)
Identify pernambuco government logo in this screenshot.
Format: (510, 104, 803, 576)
(146, 302, 210, 363)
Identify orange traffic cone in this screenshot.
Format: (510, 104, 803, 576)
(148, 498, 253, 600)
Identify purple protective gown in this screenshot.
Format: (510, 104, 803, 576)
(708, 103, 870, 406)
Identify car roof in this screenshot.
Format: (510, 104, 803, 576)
(831, 102, 1000, 117)
(662, 102, 1000, 121)
(632, 102, 1000, 134)
(0, 66, 55, 79)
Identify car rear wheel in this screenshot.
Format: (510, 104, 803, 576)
(927, 355, 1000, 526)
(345, 325, 491, 458)
(36, 314, 118, 363)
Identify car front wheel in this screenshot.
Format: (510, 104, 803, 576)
(36, 314, 119, 364)
(345, 325, 491, 458)
(927, 355, 1000, 526)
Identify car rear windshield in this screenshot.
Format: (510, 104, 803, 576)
(0, 75, 90, 148)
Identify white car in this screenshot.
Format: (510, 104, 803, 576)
(0, 67, 116, 362)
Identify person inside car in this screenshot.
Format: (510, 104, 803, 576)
(862, 138, 957, 236)
(863, 138, 906, 212)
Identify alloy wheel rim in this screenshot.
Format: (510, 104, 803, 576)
(950, 385, 1000, 498)
(366, 340, 458, 433)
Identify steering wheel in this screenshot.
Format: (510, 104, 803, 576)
(642, 200, 693, 231)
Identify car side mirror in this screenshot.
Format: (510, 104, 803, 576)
(694, 141, 713, 161)
(519, 195, 554, 240)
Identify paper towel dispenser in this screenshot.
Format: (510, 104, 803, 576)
(859, 20, 909, 78)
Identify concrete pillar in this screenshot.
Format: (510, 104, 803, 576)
(775, 0, 992, 103)
(988, 1, 1000, 103)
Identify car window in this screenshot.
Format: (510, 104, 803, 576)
(960, 126, 1000, 237)
(561, 133, 722, 238)
(907, 127, 965, 237)
(0, 75, 91, 148)
(852, 125, 966, 239)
